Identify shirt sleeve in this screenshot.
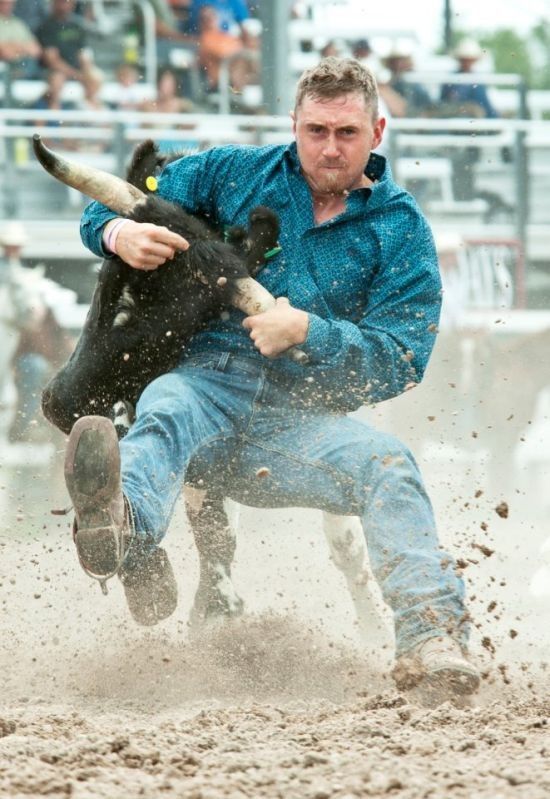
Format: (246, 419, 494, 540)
(79, 145, 241, 257)
(299, 214, 442, 406)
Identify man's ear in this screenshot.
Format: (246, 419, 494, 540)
(290, 109, 296, 136)
(372, 116, 386, 150)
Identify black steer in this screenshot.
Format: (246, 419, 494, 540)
(37, 137, 282, 434)
(33, 136, 287, 624)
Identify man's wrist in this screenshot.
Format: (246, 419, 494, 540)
(103, 218, 129, 254)
(293, 308, 310, 345)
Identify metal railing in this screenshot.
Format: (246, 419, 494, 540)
(403, 72, 529, 119)
(1, 108, 550, 263)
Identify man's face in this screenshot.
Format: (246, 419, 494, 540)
(292, 92, 385, 196)
(458, 57, 477, 73)
(53, 0, 75, 16)
(0, 0, 15, 18)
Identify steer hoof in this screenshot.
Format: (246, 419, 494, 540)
(188, 563, 244, 630)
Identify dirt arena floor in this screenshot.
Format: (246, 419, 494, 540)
(1, 390, 549, 799)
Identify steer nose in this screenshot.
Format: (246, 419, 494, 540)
(41, 379, 74, 435)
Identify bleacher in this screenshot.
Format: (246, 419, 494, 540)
(2, 5, 550, 302)
(1, 109, 550, 269)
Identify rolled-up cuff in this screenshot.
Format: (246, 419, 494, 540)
(300, 314, 332, 362)
(80, 202, 118, 258)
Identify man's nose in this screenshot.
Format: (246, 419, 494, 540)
(322, 135, 340, 158)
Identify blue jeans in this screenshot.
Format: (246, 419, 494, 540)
(120, 352, 467, 655)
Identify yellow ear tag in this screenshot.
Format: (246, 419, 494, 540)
(145, 175, 158, 192)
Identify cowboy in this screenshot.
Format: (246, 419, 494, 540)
(67, 57, 480, 698)
(441, 38, 499, 120)
(0, 221, 71, 442)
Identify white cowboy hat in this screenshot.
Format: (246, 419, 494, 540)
(383, 39, 414, 60)
(453, 38, 483, 60)
(0, 221, 28, 247)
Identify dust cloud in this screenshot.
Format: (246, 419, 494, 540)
(0, 342, 549, 798)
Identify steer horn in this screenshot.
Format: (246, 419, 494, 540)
(232, 278, 308, 364)
(32, 134, 146, 216)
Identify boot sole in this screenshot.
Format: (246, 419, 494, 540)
(65, 416, 124, 578)
(424, 665, 481, 696)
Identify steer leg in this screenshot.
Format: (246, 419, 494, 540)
(322, 512, 387, 643)
(110, 400, 135, 439)
(184, 485, 244, 628)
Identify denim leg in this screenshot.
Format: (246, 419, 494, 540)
(119, 357, 258, 545)
(226, 402, 467, 656)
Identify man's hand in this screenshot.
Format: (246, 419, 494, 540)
(107, 219, 189, 270)
(242, 297, 309, 358)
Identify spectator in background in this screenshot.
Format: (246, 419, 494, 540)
(0, 0, 42, 78)
(382, 43, 434, 118)
(151, 0, 200, 68)
(0, 221, 72, 444)
(168, 0, 193, 33)
(14, 0, 48, 34)
(36, 0, 92, 82)
(197, 4, 258, 94)
(440, 39, 500, 202)
(140, 65, 194, 113)
(351, 37, 372, 64)
(110, 63, 143, 110)
(188, 0, 251, 38)
(351, 38, 391, 119)
(140, 66, 197, 154)
(74, 65, 111, 152)
(319, 40, 341, 59)
(31, 67, 75, 112)
(351, 37, 383, 78)
(31, 68, 77, 148)
(78, 64, 108, 113)
(440, 38, 499, 119)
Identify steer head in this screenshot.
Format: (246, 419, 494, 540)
(32, 135, 280, 313)
(33, 136, 285, 433)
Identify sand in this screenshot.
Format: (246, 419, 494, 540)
(0, 392, 549, 798)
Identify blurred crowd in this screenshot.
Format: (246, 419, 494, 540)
(0, 0, 259, 111)
(1, 0, 261, 113)
(0, 219, 74, 445)
(0, 0, 502, 122)
(311, 35, 499, 123)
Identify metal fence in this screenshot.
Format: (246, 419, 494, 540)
(1, 109, 550, 265)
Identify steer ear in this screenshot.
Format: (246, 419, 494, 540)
(32, 134, 147, 216)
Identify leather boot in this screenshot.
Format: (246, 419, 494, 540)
(64, 415, 178, 624)
(65, 415, 131, 589)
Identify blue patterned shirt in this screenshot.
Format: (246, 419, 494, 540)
(80, 142, 441, 412)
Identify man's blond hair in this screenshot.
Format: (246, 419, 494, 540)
(294, 57, 379, 119)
